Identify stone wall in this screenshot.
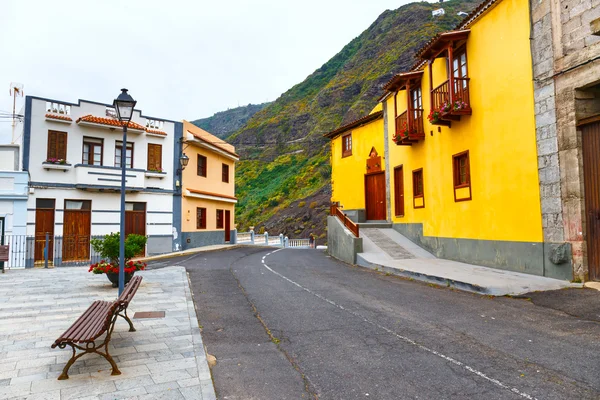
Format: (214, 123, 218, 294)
(530, 0, 600, 280)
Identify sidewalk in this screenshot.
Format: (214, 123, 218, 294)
(358, 228, 580, 296)
(0, 266, 215, 400)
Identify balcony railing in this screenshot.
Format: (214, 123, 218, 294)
(431, 77, 471, 123)
(394, 109, 425, 145)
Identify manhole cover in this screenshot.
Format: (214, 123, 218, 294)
(133, 311, 165, 319)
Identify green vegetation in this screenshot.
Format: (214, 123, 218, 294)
(191, 103, 270, 139)
(196, 0, 480, 233)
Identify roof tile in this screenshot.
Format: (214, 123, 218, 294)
(76, 115, 146, 130)
(45, 113, 73, 122)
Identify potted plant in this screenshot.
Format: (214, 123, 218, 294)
(89, 233, 147, 287)
(45, 158, 68, 165)
(148, 167, 163, 173)
(453, 99, 468, 111)
(428, 109, 441, 123)
(392, 132, 405, 145)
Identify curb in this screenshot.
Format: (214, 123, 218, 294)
(356, 256, 489, 295)
(136, 245, 244, 262)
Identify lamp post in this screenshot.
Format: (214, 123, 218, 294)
(113, 89, 136, 296)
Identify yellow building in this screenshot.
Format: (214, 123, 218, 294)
(326, 0, 570, 279)
(181, 120, 239, 248)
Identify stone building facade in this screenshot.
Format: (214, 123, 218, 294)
(530, 0, 600, 280)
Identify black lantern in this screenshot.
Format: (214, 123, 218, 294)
(180, 153, 189, 170)
(113, 88, 136, 123)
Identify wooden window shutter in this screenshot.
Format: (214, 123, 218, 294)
(47, 131, 67, 160)
(47, 131, 57, 159)
(57, 132, 67, 160)
(148, 144, 162, 171)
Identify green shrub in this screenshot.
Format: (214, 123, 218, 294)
(90, 233, 147, 264)
(298, 201, 306, 207)
(309, 201, 317, 209)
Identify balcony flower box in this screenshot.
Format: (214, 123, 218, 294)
(43, 159, 71, 171)
(145, 170, 166, 179)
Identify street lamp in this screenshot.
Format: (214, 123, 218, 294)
(113, 89, 137, 295)
(180, 153, 189, 170)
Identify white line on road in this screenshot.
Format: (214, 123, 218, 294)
(261, 248, 537, 400)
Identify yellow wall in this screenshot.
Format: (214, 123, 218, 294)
(330, 115, 384, 211)
(182, 121, 237, 233)
(386, 0, 543, 242)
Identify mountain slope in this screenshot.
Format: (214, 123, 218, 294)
(226, 0, 481, 238)
(190, 103, 270, 139)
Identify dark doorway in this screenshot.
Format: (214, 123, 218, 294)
(125, 202, 146, 257)
(365, 172, 386, 220)
(582, 120, 600, 281)
(62, 200, 91, 262)
(225, 210, 231, 242)
(394, 166, 404, 217)
(35, 199, 55, 263)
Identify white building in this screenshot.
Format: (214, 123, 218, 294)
(21, 95, 182, 266)
(0, 145, 28, 269)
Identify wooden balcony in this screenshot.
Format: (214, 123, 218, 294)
(394, 109, 425, 145)
(430, 77, 471, 126)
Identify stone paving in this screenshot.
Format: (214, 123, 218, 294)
(0, 266, 216, 400)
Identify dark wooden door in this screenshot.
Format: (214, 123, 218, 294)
(582, 121, 600, 281)
(394, 166, 404, 217)
(225, 210, 231, 242)
(365, 172, 386, 220)
(125, 203, 146, 257)
(62, 206, 91, 262)
(35, 200, 55, 262)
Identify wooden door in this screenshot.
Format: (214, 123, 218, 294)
(35, 199, 55, 262)
(394, 166, 404, 217)
(62, 200, 91, 262)
(365, 172, 386, 220)
(125, 202, 146, 256)
(582, 121, 600, 281)
(225, 210, 231, 242)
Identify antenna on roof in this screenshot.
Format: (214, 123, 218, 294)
(9, 82, 24, 144)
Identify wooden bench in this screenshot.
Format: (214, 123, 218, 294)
(51, 275, 143, 380)
(0, 245, 8, 273)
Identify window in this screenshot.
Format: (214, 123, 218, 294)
(342, 133, 352, 157)
(82, 137, 103, 166)
(412, 168, 424, 209)
(65, 200, 91, 210)
(115, 141, 134, 168)
(452, 48, 469, 92)
(147, 143, 162, 172)
(197, 155, 207, 177)
(47, 130, 67, 161)
(411, 87, 422, 111)
(216, 209, 224, 229)
(196, 207, 206, 229)
(222, 163, 229, 183)
(394, 166, 404, 217)
(453, 151, 472, 202)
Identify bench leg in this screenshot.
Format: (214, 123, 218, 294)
(57, 342, 121, 380)
(118, 309, 136, 332)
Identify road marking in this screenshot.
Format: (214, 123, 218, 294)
(261, 249, 537, 400)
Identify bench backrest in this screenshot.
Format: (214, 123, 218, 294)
(0, 245, 9, 262)
(117, 275, 143, 308)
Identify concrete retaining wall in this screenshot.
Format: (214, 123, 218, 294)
(327, 216, 362, 264)
(393, 223, 572, 280)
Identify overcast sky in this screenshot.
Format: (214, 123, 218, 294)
(0, 0, 414, 142)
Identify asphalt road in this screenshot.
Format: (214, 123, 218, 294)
(148, 247, 600, 400)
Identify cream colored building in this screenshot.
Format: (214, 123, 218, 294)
(180, 121, 239, 248)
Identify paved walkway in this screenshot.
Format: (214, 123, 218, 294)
(358, 228, 580, 296)
(0, 267, 215, 400)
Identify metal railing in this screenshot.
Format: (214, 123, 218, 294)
(330, 204, 359, 237)
(233, 231, 316, 249)
(0, 234, 104, 269)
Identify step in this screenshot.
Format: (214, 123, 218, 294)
(357, 221, 392, 229)
(356, 253, 579, 296)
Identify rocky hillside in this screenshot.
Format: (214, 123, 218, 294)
(190, 103, 270, 139)
(203, 0, 481, 239)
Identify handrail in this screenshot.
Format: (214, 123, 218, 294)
(330, 204, 359, 237)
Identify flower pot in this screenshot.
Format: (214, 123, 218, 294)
(106, 271, 135, 288)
